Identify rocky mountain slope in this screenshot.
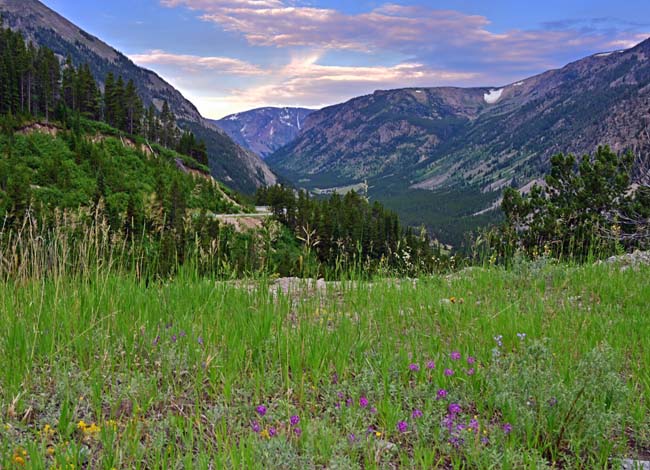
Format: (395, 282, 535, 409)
(213, 107, 313, 158)
(0, 0, 276, 193)
(269, 38, 650, 197)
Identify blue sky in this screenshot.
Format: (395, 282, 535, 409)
(43, 0, 650, 118)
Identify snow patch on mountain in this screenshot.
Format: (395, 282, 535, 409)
(484, 88, 503, 104)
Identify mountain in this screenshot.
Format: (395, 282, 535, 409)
(268, 38, 650, 235)
(0, 0, 276, 193)
(212, 107, 313, 158)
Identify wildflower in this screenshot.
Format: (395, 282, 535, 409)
(180, 330, 186, 338)
(251, 421, 261, 433)
(260, 429, 270, 439)
(468, 418, 479, 432)
(348, 433, 357, 443)
(370, 406, 377, 414)
(426, 360, 436, 369)
(448, 403, 461, 415)
(337, 391, 345, 399)
(359, 396, 369, 408)
(466, 368, 475, 376)
(268, 427, 277, 437)
(467, 356, 476, 365)
(335, 402, 341, 409)
(375, 431, 382, 437)
(256, 405, 267, 417)
(153, 335, 160, 346)
(331, 372, 339, 384)
(409, 363, 420, 372)
(171, 334, 177, 343)
(293, 427, 302, 437)
(197, 336, 204, 345)
(450, 351, 461, 360)
(397, 421, 408, 433)
(494, 335, 503, 347)
(444, 368, 454, 376)
(346, 398, 352, 407)
(503, 423, 512, 434)
(548, 397, 558, 407)
(77, 420, 87, 430)
(481, 437, 489, 445)
(12, 454, 25, 465)
(412, 409, 423, 419)
(517, 333, 526, 341)
(449, 296, 457, 304)
(290, 415, 300, 426)
(437, 389, 448, 399)
(46, 446, 55, 456)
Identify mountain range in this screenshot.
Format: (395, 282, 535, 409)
(0, 0, 276, 193)
(267, 38, 650, 235)
(213, 107, 313, 159)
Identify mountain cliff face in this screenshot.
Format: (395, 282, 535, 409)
(268, 39, 650, 196)
(0, 0, 276, 193)
(213, 107, 313, 158)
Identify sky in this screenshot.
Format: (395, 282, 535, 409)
(43, 0, 650, 119)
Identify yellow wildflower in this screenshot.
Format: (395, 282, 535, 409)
(260, 429, 270, 439)
(47, 446, 55, 456)
(375, 431, 381, 438)
(12, 455, 25, 465)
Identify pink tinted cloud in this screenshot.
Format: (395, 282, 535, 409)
(160, 1, 648, 68)
(129, 49, 265, 75)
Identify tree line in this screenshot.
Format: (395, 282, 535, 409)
(255, 185, 441, 273)
(0, 22, 207, 165)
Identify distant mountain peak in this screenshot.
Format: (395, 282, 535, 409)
(213, 107, 314, 158)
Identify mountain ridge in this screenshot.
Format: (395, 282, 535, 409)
(268, 37, 650, 198)
(0, 0, 276, 193)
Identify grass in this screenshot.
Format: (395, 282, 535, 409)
(0, 260, 649, 468)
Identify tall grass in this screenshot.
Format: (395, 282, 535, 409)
(0, 235, 648, 467)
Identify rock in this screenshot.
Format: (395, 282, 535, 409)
(621, 458, 650, 470)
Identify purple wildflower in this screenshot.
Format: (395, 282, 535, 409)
(481, 437, 489, 445)
(268, 427, 277, 437)
(468, 419, 479, 431)
(256, 405, 267, 417)
(359, 396, 369, 408)
(370, 406, 377, 414)
(290, 415, 300, 426)
(293, 427, 302, 437)
(171, 334, 177, 343)
(331, 372, 339, 384)
(517, 332, 527, 341)
(448, 403, 461, 415)
(346, 398, 352, 407)
(412, 409, 423, 419)
(197, 336, 204, 345)
(503, 423, 512, 434)
(426, 360, 436, 369)
(251, 421, 261, 433)
(466, 368, 475, 376)
(494, 335, 503, 347)
(335, 402, 341, 409)
(437, 389, 448, 399)
(180, 330, 186, 338)
(397, 421, 408, 433)
(444, 368, 454, 376)
(450, 351, 461, 360)
(337, 391, 344, 399)
(409, 363, 420, 372)
(467, 356, 476, 365)
(442, 415, 454, 431)
(153, 335, 160, 346)
(349, 433, 357, 443)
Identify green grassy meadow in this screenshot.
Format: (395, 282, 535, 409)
(1, 261, 649, 468)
